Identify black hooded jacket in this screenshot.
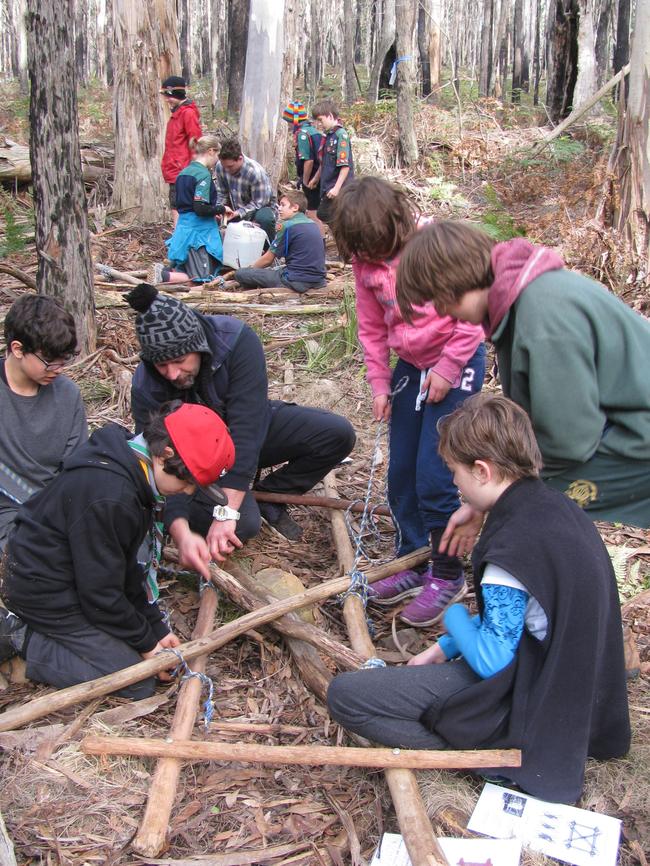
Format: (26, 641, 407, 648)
(2, 425, 169, 653)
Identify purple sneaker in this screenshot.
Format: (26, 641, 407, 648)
(399, 574, 466, 627)
(367, 567, 430, 606)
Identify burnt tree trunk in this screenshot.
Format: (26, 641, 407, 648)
(546, 0, 579, 121)
(613, 0, 630, 100)
(26, 0, 96, 354)
(210, 0, 227, 112)
(368, 0, 395, 101)
(179, 0, 190, 83)
(227, 0, 249, 114)
(533, 0, 542, 103)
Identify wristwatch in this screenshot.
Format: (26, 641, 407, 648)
(212, 505, 241, 522)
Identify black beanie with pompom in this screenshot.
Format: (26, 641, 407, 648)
(126, 283, 210, 364)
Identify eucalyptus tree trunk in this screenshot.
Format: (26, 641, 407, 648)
(479, 0, 494, 95)
(546, 0, 579, 121)
(227, 0, 249, 114)
(210, 0, 227, 111)
(12, 0, 28, 92)
(26, 0, 96, 354)
(395, 0, 418, 165)
(594, 0, 611, 85)
(533, 0, 541, 102)
(239, 0, 287, 186)
(179, 0, 190, 83)
(573, 0, 598, 107)
(112, 0, 179, 223)
(74, 0, 87, 85)
(368, 0, 395, 101)
(342, 0, 357, 103)
(613, 0, 650, 268)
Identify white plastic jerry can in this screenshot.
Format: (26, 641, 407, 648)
(222, 221, 268, 268)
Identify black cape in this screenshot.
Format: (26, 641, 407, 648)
(425, 478, 630, 802)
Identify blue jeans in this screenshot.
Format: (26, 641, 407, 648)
(388, 346, 486, 555)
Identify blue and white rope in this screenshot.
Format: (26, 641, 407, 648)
(165, 647, 216, 730)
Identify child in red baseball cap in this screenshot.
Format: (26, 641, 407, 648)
(0, 402, 234, 698)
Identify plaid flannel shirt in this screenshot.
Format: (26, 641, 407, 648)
(215, 156, 277, 219)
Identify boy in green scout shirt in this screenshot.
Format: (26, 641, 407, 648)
(308, 100, 354, 226)
(234, 190, 326, 293)
(282, 100, 324, 232)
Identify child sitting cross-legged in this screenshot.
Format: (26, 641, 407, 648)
(234, 190, 327, 293)
(0, 402, 234, 699)
(327, 393, 631, 803)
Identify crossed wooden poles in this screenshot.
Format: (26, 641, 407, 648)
(0, 474, 520, 865)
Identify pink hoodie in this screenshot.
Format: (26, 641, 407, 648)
(354, 255, 484, 398)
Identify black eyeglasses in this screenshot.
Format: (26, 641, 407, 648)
(31, 351, 77, 371)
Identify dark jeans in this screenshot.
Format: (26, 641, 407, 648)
(388, 346, 486, 555)
(234, 267, 326, 294)
(187, 400, 356, 540)
(327, 659, 480, 748)
(24, 621, 157, 699)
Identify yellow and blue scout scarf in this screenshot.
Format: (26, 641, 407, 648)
(127, 434, 165, 603)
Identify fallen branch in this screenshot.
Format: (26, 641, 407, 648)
(131, 583, 220, 856)
(324, 470, 448, 866)
(0, 263, 37, 291)
(94, 263, 140, 285)
(82, 735, 521, 770)
(531, 64, 630, 154)
(253, 490, 391, 516)
(0, 546, 429, 732)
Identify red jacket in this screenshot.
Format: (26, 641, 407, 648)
(161, 100, 202, 183)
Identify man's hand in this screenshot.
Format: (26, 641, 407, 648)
(407, 643, 447, 666)
(423, 369, 452, 404)
(207, 519, 243, 563)
(439, 504, 485, 557)
(373, 394, 391, 422)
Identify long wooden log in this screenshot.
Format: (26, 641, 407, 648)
(0, 547, 429, 733)
(323, 471, 448, 866)
(81, 735, 521, 770)
(131, 584, 220, 856)
(253, 490, 391, 516)
(163, 550, 364, 671)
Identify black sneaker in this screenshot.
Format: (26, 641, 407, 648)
(258, 504, 304, 542)
(0, 606, 27, 662)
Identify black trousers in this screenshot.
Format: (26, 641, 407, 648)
(24, 621, 157, 699)
(187, 401, 356, 540)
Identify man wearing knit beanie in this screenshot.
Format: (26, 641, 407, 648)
(127, 284, 356, 569)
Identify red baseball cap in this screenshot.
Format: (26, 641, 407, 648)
(163, 404, 235, 505)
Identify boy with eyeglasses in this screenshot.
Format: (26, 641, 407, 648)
(0, 294, 87, 550)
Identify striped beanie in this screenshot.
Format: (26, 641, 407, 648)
(282, 100, 308, 127)
(126, 284, 210, 364)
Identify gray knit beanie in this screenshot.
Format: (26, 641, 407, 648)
(126, 284, 210, 364)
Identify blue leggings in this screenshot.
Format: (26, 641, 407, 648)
(388, 346, 486, 555)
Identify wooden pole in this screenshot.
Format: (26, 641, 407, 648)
(0, 547, 430, 732)
(253, 490, 391, 516)
(131, 584, 220, 856)
(81, 735, 521, 770)
(323, 471, 448, 866)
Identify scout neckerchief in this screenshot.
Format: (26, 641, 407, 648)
(127, 434, 165, 603)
